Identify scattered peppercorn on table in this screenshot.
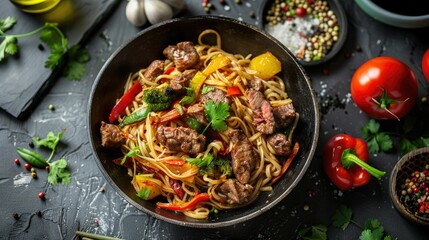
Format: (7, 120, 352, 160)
(0, 0, 428, 239)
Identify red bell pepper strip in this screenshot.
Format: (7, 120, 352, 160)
(157, 107, 186, 124)
(109, 81, 142, 123)
(323, 134, 386, 190)
(227, 86, 241, 96)
(164, 159, 185, 166)
(272, 142, 299, 184)
(156, 193, 210, 211)
(164, 66, 175, 75)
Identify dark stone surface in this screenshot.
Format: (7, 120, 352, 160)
(0, 0, 120, 119)
(0, 0, 428, 239)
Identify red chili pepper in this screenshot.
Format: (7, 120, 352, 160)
(156, 193, 210, 211)
(272, 142, 299, 184)
(164, 159, 185, 166)
(226, 86, 241, 96)
(109, 81, 142, 123)
(169, 178, 185, 200)
(323, 134, 385, 190)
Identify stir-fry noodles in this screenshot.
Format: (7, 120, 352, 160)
(100, 29, 300, 219)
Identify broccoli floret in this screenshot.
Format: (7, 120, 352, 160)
(143, 88, 177, 111)
(199, 158, 232, 177)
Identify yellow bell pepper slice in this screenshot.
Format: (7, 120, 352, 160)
(189, 71, 207, 97)
(202, 54, 231, 76)
(249, 52, 281, 79)
(132, 174, 163, 200)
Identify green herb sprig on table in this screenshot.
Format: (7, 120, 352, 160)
(298, 205, 392, 240)
(16, 130, 71, 185)
(0, 16, 90, 80)
(362, 118, 429, 156)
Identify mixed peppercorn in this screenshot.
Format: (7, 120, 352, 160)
(400, 165, 429, 218)
(265, 0, 340, 62)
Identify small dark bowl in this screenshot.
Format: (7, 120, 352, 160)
(88, 16, 319, 228)
(390, 147, 429, 227)
(258, 0, 348, 66)
(356, 0, 429, 28)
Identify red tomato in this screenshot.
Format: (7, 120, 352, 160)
(422, 49, 429, 83)
(351, 57, 418, 120)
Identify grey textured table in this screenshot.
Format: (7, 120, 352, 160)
(1, 0, 428, 239)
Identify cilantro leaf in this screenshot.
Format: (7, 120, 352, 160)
(33, 130, 64, 150)
(202, 86, 215, 94)
(364, 219, 384, 240)
(0, 36, 18, 61)
(121, 146, 140, 165)
(48, 158, 71, 185)
(64, 61, 86, 80)
(45, 43, 67, 69)
(0, 16, 17, 32)
(332, 204, 352, 230)
(359, 229, 373, 240)
(298, 225, 328, 240)
(362, 119, 393, 153)
(39, 24, 63, 49)
(204, 100, 230, 131)
(399, 138, 417, 157)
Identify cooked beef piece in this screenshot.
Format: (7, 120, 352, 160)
(156, 126, 206, 154)
(247, 90, 275, 134)
(187, 103, 207, 125)
(163, 41, 200, 71)
(198, 88, 231, 105)
(217, 179, 254, 205)
(267, 133, 292, 156)
(100, 121, 126, 148)
(273, 103, 296, 129)
(226, 128, 257, 184)
(249, 77, 264, 91)
(143, 60, 165, 81)
(171, 69, 197, 91)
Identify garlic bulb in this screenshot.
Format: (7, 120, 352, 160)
(126, 0, 184, 27)
(126, 0, 147, 27)
(145, 0, 173, 25)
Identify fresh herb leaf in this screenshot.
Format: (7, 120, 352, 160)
(186, 153, 213, 168)
(64, 44, 90, 80)
(0, 36, 18, 61)
(298, 225, 328, 240)
(364, 219, 384, 240)
(33, 130, 64, 150)
(399, 138, 417, 157)
(0, 16, 17, 32)
(48, 158, 71, 185)
(121, 146, 140, 165)
(0, 19, 90, 80)
(32, 130, 64, 162)
(359, 229, 373, 240)
(136, 188, 151, 200)
(201, 86, 215, 94)
(179, 87, 196, 105)
(362, 119, 393, 153)
(204, 100, 230, 131)
(332, 204, 352, 230)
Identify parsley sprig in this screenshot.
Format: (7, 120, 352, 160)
(362, 118, 429, 156)
(17, 130, 71, 185)
(298, 205, 392, 240)
(0, 16, 90, 80)
(203, 99, 230, 133)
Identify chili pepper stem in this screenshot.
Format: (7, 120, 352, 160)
(341, 149, 385, 179)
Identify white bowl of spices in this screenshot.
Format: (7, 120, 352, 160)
(260, 0, 348, 66)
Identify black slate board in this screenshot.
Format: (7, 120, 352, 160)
(0, 0, 120, 119)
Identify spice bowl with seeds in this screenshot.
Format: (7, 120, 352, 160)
(390, 147, 429, 227)
(259, 0, 347, 66)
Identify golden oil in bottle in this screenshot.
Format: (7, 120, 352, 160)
(9, 0, 62, 14)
